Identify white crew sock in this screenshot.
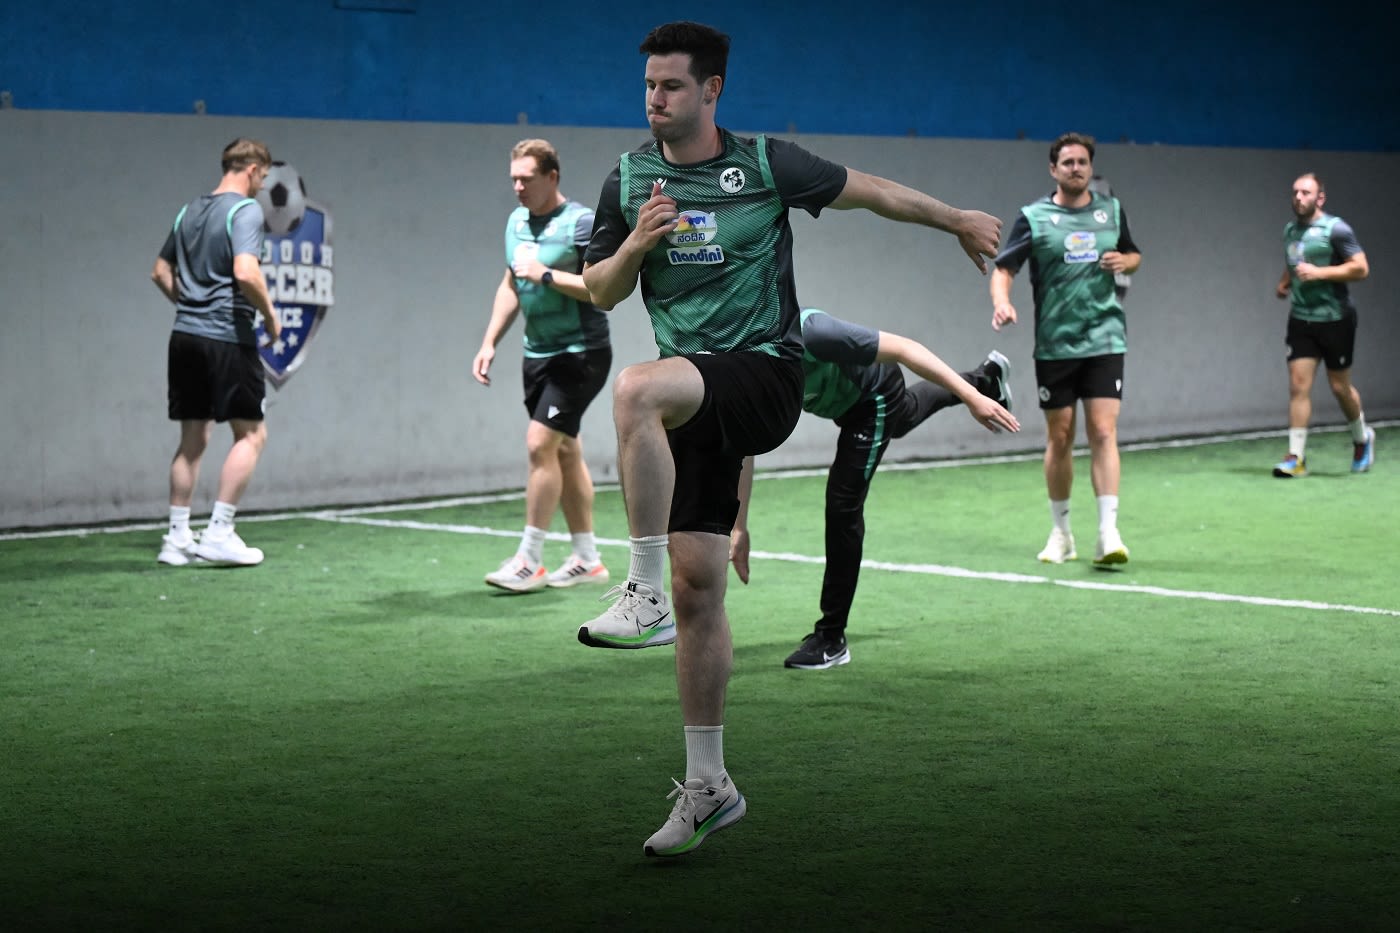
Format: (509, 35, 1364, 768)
(206, 501, 237, 539)
(571, 531, 600, 564)
(519, 525, 548, 565)
(168, 505, 192, 540)
(684, 725, 725, 783)
(1289, 427, 1308, 461)
(1349, 415, 1369, 444)
(1097, 495, 1119, 534)
(1049, 499, 1071, 535)
(627, 534, 669, 592)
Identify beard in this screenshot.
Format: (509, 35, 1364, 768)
(649, 108, 699, 144)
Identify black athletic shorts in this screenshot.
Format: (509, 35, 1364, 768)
(1286, 310, 1357, 371)
(1034, 353, 1124, 410)
(167, 331, 266, 422)
(667, 352, 803, 536)
(521, 347, 612, 438)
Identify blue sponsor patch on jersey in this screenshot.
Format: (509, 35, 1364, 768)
(667, 211, 717, 247)
(1062, 231, 1099, 264)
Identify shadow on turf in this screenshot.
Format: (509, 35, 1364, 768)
(314, 585, 582, 626)
(1224, 465, 1357, 480)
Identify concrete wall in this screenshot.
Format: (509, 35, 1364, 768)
(2, 109, 1397, 528)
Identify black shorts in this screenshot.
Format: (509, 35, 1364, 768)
(1035, 354, 1124, 410)
(1286, 311, 1357, 371)
(667, 352, 804, 536)
(167, 331, 266, 422)
(522, 348, 612, 438)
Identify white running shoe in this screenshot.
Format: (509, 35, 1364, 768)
(577, 581, 674, 648)
(546, 555, 610, 589)
(1037, 528, 1077, 563)
(1093, 528, 1129, 565)
(157, 533, 199, 566)
(194, 529, 264, 567)
(643, 772, 747, 858)
(484, 554, 547, 592)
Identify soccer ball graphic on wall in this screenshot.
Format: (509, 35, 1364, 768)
(257, 161, 308, 236)
(253, 160, 334, 391)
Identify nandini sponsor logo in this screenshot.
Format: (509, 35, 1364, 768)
(667, 211, 717, 246)
(668, 245, 726, 264)
(1062, 230, 1099, 264)
(665, 210, 723, 263)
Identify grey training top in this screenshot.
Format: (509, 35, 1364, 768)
(159, 192, 266, 346)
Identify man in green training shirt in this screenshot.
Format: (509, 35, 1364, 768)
(729, 309, 1019, 672)
(990, 132, 1142, 567)
(578, 20, 1004, 858)
(473, 139, 613, 592)
(1271, 172, 1373, 478)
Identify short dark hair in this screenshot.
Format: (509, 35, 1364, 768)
(221, 137, 272, 174)
(639, 21, 730, 99)
(1049, 132, 1096, 165)
(1296, 171, 1325, 194)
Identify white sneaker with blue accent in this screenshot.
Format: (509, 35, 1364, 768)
(1352, 427, 1376, 473)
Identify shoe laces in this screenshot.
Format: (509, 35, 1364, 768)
(499, 554, 535, 574)
(558, 555, 600, 576)
(662, 777, 705, 822)
(597, 581, 656, 610)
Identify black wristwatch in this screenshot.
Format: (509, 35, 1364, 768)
(541, 270, 555, 287)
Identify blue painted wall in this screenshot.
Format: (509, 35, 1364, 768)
(2, 1, 1395, 149)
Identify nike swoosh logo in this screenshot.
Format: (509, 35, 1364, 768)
(823, 651, 841, 662)
(691, 793, 725, 830)
(642, 611, 672, 630)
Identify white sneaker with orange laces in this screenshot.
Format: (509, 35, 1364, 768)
(547, 555, 610, 588)
(484, 554, 546, 592)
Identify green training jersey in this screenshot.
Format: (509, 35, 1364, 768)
(504, 200, 608, 357)
(1283, 212, 1363, 323)
(798, 308, 884, 420)
(585, 131, 847, 360)
(994, 192, 1140, 361)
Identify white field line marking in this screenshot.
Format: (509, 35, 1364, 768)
(5, 421, 1391, 542)
(321, 516, 1400, 619)
(4, 423, 1396, 619)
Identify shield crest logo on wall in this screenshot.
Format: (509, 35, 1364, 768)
(254, 161, 335, 390)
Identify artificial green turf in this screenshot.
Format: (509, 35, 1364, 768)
(2, 432, 1398, 930)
